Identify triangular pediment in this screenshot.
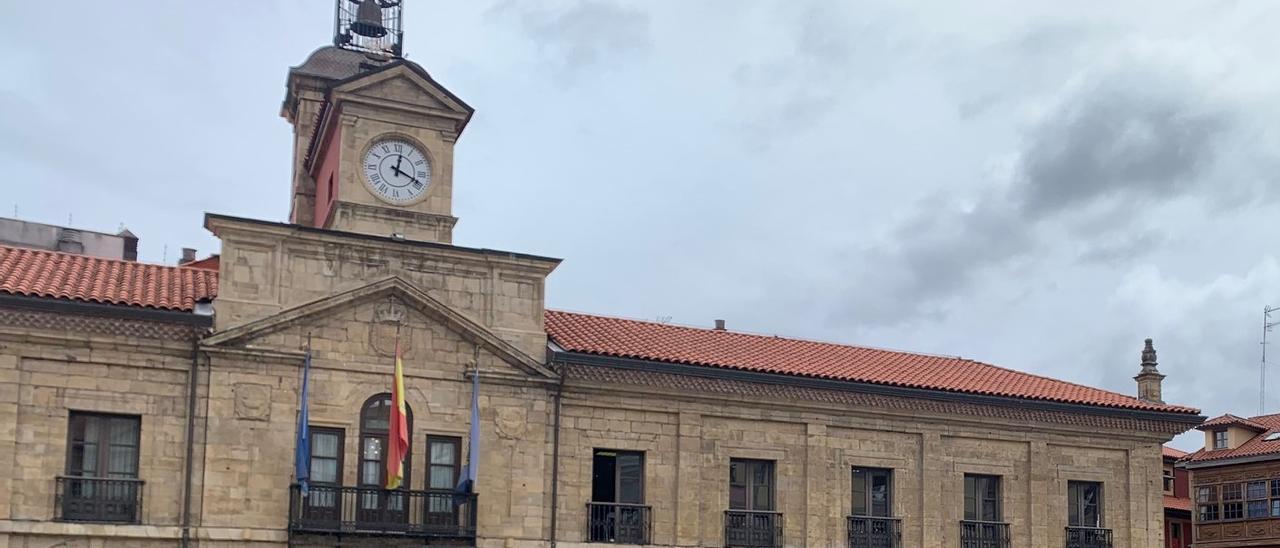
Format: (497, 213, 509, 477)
(331, 62, 473, 123)
(202, 276, 556, 379)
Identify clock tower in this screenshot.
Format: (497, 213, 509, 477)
(282, 0, 473, 244)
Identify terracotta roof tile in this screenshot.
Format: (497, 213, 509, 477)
(1198, 413, 1268, 431)
(546, 310, 1200, 415)
(1164, 494, 1191, 512)
(0, 245, 217, 312)
(1163, 445, 1189, 459)
(1185, 413, 1280, 464)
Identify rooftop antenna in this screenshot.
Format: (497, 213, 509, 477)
(1262, 305, 1279, 415)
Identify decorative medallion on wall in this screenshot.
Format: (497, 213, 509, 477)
(371, 298, 413, 357)
(495, 407, 527, 440)
(234, 383, 273, 421)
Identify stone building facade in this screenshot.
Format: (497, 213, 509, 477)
(0, 4, 1203, 548)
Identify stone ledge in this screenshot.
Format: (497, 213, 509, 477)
(0, 521, 288, 543)
(0, 520, 180, 538)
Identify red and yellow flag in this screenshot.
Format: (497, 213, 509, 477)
(386, 337, 409, 489)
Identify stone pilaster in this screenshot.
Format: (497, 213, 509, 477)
(805, 423, 830, 547)
(921, 432, 943, 547)
(675, 411, 701, 546)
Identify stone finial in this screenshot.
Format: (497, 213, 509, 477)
(1135, 338, 1166, 404)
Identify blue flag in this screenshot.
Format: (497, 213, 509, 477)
(295, 345, 313, 496)
(455, 364, 480, 503)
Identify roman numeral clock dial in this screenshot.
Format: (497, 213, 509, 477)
(361, 138, 431, 205)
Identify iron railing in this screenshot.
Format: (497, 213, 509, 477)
(288, 484, 477, 539)
(1066, 526, 1113, 548)
(587, 502, 652, 544)
(847, 515, 902, 548)
(725, 510, 783, 548)
(961, 520, 1011, 548)
(54, 476, 143, 523)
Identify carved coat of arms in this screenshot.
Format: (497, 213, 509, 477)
(370, 299, 413, 357)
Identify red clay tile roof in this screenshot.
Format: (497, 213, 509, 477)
(1198, 413, 1268, 432)
(0, 245, 218, 312)
(1163, 445, 1189, 459)
(181, 254, 220, 271)
(1185, 413, 1280, 464)
(1164, 494, 1191, 512)
(545, 310, 1200, 415)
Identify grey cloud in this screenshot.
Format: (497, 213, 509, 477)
(499, 1, 651, 78)
(823, 63, 1247, 329)
(1015, 72, 1233, 216)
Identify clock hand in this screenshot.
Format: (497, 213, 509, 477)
(395, 155, 404, 175)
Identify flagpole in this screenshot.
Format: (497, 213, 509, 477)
(294, 332, 313, 498)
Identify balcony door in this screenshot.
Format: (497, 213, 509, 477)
(727, 459, 779, 547)
(357, 394, 412, 530)
(424, 436, 461, 531)
(300, 427, 344, 527)
(589, 449, 647, 543)
(63, 412, 141, 523)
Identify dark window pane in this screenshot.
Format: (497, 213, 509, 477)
(1249, 500, 1268, 518)
(618, 453, 643, 504)
(1224, 484, 1242, 501)
(1248, 481, 1267, 500)
(870, 470, 890, 517)
(852, 469, 867, 516)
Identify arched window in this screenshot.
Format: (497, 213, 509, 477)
(357, 394, 413, 520)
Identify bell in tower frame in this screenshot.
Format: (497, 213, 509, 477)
(334, 0, 404, 57)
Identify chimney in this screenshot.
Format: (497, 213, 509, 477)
(56, 228, 84, 255)
(1134, 338, 1166, 404)
(117, 228, 138, 261)
(714, 319, 726, 331)
(180, 247, 196, 265)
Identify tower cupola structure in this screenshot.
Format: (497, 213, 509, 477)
(282, 0, 473, 244)
(1135, 338, 1166, 404)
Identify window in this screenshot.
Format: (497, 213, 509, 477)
(729, 459, 775, 511)
(1199, 504, 1219, 522)
(1197, 486, 1217, 503)
(1163, 468, 1175, 493)
(964, 474, 1002, 522)
(1272, 499, 1280, 518)
(426, 436, 461, 515)
(590, 450, 648, 544)
(1224, 501, 1244, 520)
(1249, 501, 1268, 518)
(1248, 481, 1267, 500)
(593, 449, 645, 504)
(1224, 483, 1242, 501)
(301, 427, 344, 519)
(851, 467, 893, 517)
(309, 428, 344, 486)
(62, 412, 142, 523)
(358, 394, 412, 519)
(1214, 430, 1229, 450)
(67, 412, 141, 479)
(1067, 481, 1103, 528)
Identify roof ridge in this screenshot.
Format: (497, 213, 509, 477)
(545, 309, 1172, 410)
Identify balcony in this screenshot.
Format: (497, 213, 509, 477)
(587, 502, 652, 544)
(54, 476, 143, 524)
(847, 515, 901, 548)
(960, 520, 1011, 548)
(725, 510, 783, 548)
(1066, 526, 1113, 548)
(288, 484, 476, 540)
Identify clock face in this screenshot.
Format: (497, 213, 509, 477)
(361, 138, 432, 205)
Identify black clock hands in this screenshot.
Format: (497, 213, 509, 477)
(389, 159, 421, 186)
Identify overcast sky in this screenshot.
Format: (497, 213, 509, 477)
(3, 1, 1278, 450)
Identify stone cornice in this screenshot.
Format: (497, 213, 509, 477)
(204, 212, 560, 275)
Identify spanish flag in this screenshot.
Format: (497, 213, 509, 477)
(386, 337, 409, 489)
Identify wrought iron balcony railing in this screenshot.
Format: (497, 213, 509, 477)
(288, 484, 477, 539)
(587, 501, 652, 544)
(1066, 526, 1113, 548)
(961, 520, 1011, 548)
(55, 476, 143, 524)
(725, 509, 784, 548)
(847, 515, 902, 548)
